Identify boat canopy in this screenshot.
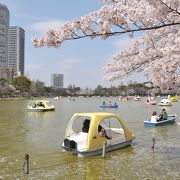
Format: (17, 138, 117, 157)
(65, 112, 134, 151)
(27, 100, 55, 111)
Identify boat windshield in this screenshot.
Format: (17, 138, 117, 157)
(37, 102, 45, 107)
(28, 101, 36, 107)
(46, 101, 52, 106)
(98, 117, 125, 141)
(70, 116, 91, 135)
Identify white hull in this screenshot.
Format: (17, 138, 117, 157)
(62, 112, 135, 158)
(78, 140, 134, 157)
(28, 108, 55, 111)
(62, 139, 134, 157)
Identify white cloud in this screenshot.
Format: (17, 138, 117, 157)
(56, 58, 82, 70)
(113, 38, 131, 50)
(31, 16, 52, 21)
(30, 19, 67, 34)
(113, 37, 142, 50)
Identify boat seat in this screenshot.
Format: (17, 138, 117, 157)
(105, 128, 126, 145)
(68, 132, 88, 151)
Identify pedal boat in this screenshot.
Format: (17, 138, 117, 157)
(99, 104, 118, 109)
(170, 95, 178, 102)
(144, 114, 177, 127)
(27, 100, 55, 111)
(158, 99, 172, 106)
(62, 112, 135, 157)
(145, 100, 156, 105)
(134, 96, 141, 101)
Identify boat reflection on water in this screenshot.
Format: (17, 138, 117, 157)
(27, 110, 55, 119)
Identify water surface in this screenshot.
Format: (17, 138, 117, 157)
(0, 97, 180, 179)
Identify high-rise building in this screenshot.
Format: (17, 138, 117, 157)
(51, 74, 64, 89)
(7, 67, 14, 82)
(0, 3, 9, 79)
(8, 26, 25, 76)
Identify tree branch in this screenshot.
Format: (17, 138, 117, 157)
(65, 22, 180, 41)
(110, 54, 163, 80)
(159, 0, 180, 15)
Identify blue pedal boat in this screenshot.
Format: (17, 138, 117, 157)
(144, 114, 177, 127)
(100, 105, 118, 109)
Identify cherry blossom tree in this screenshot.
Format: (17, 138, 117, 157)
(32, 0, 180, 91)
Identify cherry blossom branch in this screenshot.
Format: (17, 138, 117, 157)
(104, 53, 163, 78)
(31, 0, 180, 91)
(159, 0, 180, 15)
(65, 22, 179, 41)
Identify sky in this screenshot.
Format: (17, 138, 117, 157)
(1, 0, 146, 89)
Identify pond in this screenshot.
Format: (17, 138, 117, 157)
(0, 97, 180, 179)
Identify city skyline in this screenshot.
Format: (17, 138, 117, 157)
(8, 26, 25, 76)
(51, 74, 64, 89)
(1, 0, 146, 88)
(0, 3, 9, 79)
(0, 3, 25, 79)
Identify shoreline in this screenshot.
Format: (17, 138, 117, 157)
(0, 97, 28, 100)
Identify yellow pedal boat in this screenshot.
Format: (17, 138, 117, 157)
(27, 100, 55, 111)
(170, 95, 178, 102)
(62, 112, 135, 157)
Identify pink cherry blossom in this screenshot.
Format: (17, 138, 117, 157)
(32, 0, 180, 90)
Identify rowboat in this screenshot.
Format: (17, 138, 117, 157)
(145, 101, 156, 105)
(145, 97, 156, 105)
(144, 114, 177, 127)
(100, 104, 118, 108)
(62, 112, 135, 157)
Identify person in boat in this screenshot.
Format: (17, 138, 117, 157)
(82, 119, 90, 133)
(98, 125, 111, 140)
(37, 102, 45, 107)
(151, 111, 159, 123)
(146, 98, 150, 103)
(159, 108, 168, 121)
(108, 101, 112, 106)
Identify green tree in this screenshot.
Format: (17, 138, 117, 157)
(12, 76, 31, 97)
(31, 80, 45, 97)
(66, 84, 80, 96)
(94, 85, 108, 96)
(0, 78, 6, 87)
